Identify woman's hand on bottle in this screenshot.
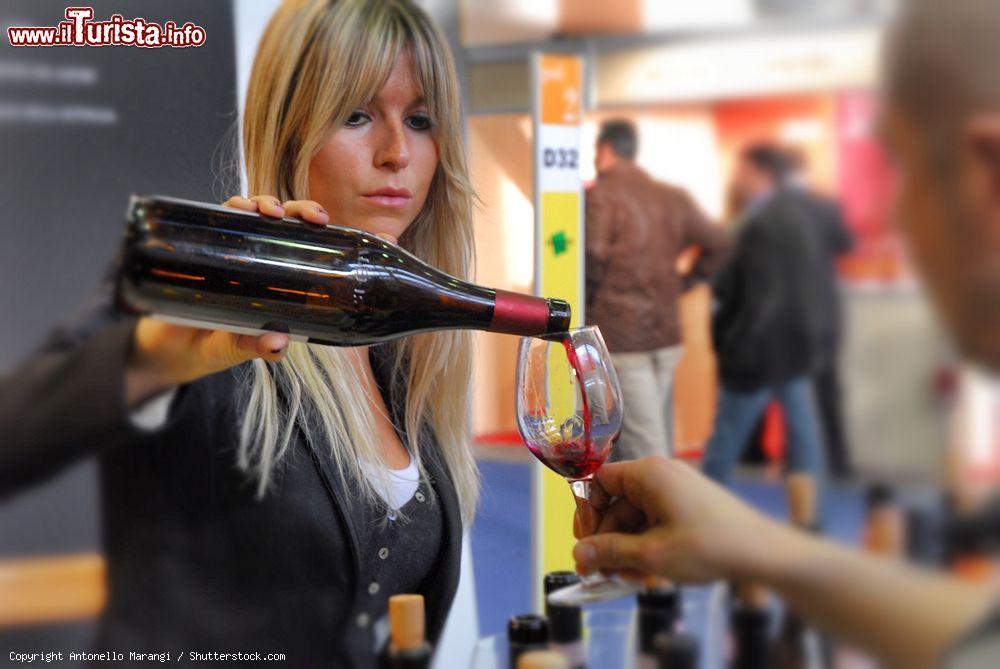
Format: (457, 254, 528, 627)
(572, 457, 790, 584)
(123, 195, 331, 407)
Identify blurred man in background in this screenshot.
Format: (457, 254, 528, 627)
(703, 144, 830, 501)
(786, 149, 857, 480)
(585, 119, 730, 461)
(574, 1, 1000, 666)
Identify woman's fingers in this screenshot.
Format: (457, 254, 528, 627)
(282, 199, 329, 225)
(257, 332, 290, 361)
(193, 330, 290, 371)
(249, 195, 285, 218)
(231, 332, 289, 365)
(221, 198, 397, 249)
(222, 194, 283, 218)
(221, 195, 259, 212)
(224, 195, 326, 223)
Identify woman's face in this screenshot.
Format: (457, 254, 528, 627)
(308, 50, 438, 240)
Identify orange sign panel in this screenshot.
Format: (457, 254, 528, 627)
(539, 54, 582, 126)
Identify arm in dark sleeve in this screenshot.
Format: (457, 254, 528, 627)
(0, 263, 172, 501)
(821, 198, 855, 256)
(0, 316, 142, 500)
(584, 186, 619, 302)
(679, 191, 732, 289)
(713, 223, 780, 353)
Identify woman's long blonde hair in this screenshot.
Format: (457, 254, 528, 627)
(238, 0, 478, 524)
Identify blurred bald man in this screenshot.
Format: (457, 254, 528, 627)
(571, 2, 1000, 667)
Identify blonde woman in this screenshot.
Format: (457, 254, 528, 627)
(0, 1, 478, 665)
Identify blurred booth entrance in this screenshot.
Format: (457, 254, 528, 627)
(464, 17, 935, 473)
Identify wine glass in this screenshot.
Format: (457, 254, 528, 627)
(515, 325, 634, 605)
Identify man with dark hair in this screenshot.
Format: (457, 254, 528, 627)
(596, 120, 638, 161)
(586, 119, 730, 461)
(572, 2, 1000, 666)
(702, 142, 831, 493)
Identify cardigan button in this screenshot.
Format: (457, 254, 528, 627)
(368, 582, 380, 595)
(415, 491, 425, 503)
(356, 613, 370, 628)
(378, 547, 389, 560)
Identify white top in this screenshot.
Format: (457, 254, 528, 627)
(129, 387, 420, 509)
(128, 386, 178, 431)
(361, 457, 420, 511)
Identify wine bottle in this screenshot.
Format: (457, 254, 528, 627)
(543, 572, 584, 669)
(508, 614, 549, 669)
(944, 496, 1000, 583)
(863, 484, 906, 558)
(654, 631, 698, 669)
(116, 195, 572, 345)
(730, 583, 774, 669)
(637, 583, 681, 669)
(388, 594, 432, 669)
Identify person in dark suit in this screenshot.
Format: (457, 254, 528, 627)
(0, 1, 478, 666)
(785, 151, 857, 479)
(702, 143, 830, 501)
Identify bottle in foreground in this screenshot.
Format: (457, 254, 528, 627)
(730, 582, 774, 669)
(655, 632, 698, 669)
(543, 571, 585, 669)
(637, 582, 682, 669)
(388, 594, 432, 669)
(508, 614, 550, 669)
(117, 195, 572, 346)
(863, 483, 907, 558)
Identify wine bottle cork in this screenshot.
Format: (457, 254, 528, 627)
(517, 650, 569, 669)
(389, 594, 425, 652)
(733, 580, 770, 608)
(643, 575, 674, 590)
(865, 508, 907, 558)
(786, 473, 817, 529)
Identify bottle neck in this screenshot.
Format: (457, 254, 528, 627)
(491, 290, 563, 336)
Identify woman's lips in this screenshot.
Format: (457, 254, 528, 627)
(363, 187, 412, 208)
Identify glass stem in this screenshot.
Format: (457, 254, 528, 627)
(568, 477, 603, 585)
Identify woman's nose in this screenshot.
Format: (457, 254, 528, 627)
(373, 121, 410, 170)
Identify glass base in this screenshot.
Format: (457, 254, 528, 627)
(546, 574, 642, 606)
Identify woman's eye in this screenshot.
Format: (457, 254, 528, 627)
(345, 111, 370, 127)
(406, 114, 432, 131)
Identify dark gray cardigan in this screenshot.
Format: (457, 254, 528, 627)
(0, 265, 463, 667)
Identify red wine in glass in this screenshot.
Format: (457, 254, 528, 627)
(523, 440, 607, 481)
